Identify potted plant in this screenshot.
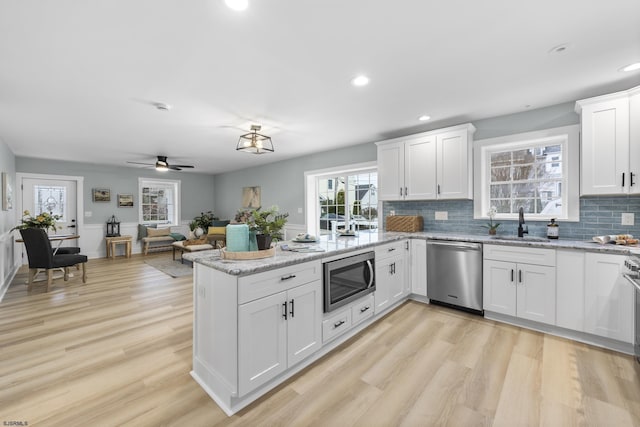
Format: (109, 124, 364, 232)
(12, 210, 61, 232)
(251, 206, 289, 250)
(483, 206, 500, 235)
(192, 211, 218, 237)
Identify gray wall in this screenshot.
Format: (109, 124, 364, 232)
(1, 138, 17, 296)
(0, 140, 16, 233)
(15, 158, 217, 224)
(213, 101, 580, 224)
(213, 143, 377, 223)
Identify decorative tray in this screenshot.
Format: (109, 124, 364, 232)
(292, 238, 319, 243)
(220, 247, 276, 260)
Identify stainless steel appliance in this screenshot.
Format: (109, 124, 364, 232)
(323, 251, 375, 312)
(623, 254, 640, 363)
(427, 240, 483, 313)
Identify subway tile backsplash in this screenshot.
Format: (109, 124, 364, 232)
(383, 196, 640, 241)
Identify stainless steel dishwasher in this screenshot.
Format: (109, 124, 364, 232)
(427, 240, 483, 313)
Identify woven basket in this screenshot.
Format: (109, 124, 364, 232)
(220, 247, 276, 260)
(385, 215, 424, 232)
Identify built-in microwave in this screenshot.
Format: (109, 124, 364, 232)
(323, 251, 375, 312)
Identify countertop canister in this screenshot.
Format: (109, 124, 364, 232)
(226, 224, 250, 252)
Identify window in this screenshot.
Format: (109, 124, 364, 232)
(138, 178, 181, 226)
(305, 162, 378, 235)
(34, 185, 66, 220)
(474, 125, 579, 221)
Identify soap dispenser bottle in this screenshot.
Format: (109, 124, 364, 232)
(547, 218, 559, 239)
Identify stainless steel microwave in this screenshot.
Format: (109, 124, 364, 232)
(323, 251, 375, 312)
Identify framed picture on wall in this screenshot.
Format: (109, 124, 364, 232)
(117, 194, 134, 208)
(241, 186, 261, 209)
(92, 188, 111, 202)
(2, 172, 13, 211)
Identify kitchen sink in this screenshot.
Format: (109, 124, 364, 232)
(490, 236, 550, 242)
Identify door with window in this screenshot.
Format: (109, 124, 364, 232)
(21, 178, 78, 237)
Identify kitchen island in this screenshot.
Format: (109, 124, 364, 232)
(185, 231, 638, 415)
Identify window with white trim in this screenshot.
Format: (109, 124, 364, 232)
(138, 178, 181, 226)
(474, 125, 580, 221)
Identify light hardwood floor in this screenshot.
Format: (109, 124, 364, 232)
(1, 254, 639, 426)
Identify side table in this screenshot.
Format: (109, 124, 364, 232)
(106, 235, 132, 259)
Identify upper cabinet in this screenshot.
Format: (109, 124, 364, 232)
(576, 85, 639, 195)
(376, 123, 475, 201)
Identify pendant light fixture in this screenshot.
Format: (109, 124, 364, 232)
(236, 125, 274, 154)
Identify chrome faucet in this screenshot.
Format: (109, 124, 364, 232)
(517, 207, 528, 237)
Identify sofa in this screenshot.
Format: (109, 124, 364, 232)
(138, 224, 186, 255)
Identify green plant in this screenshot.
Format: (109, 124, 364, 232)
(12, 210, 61, 231)
(193, 211, 218, 230)
(482, 207, 500, 232)
(251, 206, 289, 239)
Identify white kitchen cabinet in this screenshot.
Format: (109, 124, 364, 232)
(483, 245, 556, 325)
(374, 240, 407, 313)
(238, 280, 322, 395)
(376, 123, 475, 201)
(576, 86, 640, 195)
(584, 253, 634, 343)
(410, 239, 427, 296)
(555, 249, 586, 331)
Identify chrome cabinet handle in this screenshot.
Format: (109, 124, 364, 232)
(334, 320, 345, 328)
(281, 274, 296, 281)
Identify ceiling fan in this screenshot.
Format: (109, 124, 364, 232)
(127, 156, 195, 171)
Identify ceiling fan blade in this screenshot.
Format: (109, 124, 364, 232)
(170, 164, 194, 168)
(127, 161, 154, 166)
(168, 165, 183, 171)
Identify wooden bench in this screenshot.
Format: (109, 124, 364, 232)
(142, 236, 175, 255)
(172, 241, 214, 263)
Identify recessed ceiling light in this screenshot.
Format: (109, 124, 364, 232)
(225, 0, 248, 11)
(418, 115, 431, 121)
(620, 62, 640, 72)
(548, 43, 571, 54)
(351, 75, 370, 87)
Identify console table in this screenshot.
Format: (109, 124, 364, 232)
(105, 235, 132, 259)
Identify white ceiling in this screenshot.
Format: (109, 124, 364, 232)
(1, 1, 639, 175)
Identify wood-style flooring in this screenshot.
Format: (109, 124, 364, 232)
(1, 254, 639, 426)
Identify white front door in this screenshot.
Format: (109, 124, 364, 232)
(21, 178, 78, 238)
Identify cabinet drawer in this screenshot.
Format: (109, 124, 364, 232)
(322, 310, 352, 343)
(375, 240, 407, 261)
(238, 261, 321, 304)
(484, 244, 555, 266)
(351, 294, 374, 326)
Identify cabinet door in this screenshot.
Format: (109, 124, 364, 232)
(630, 90, 640, 194)
(404, 136, 437, 200)
(584, 253, 634, 343)
(516, 264, 556, 325)
(389, 256, 405, 304)
(410, 239, 427, 296)
(437, 129, 471, 199)
(483, 260, 516, 316)
(287, 281, 322, 367)
(377, 142, 404, 200)
(374, 261, 392, 313)
(580, 97, 630, 195)
(556, 250, 585, 331)
(238, 291, 287, 395)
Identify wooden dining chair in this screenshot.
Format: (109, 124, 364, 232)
(19, 228, 88, 292)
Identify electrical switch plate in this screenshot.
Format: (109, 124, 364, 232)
(621, 212, 634, 226)
(84, 211, 92, 217)
(389, 210, 395, 216)
(435, 211, 448, 221)
(297, 207, 303, 214)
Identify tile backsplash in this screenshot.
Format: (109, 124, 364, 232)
(383, 196, 640, 240)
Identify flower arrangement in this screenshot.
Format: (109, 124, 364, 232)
(12, 210, 62, 231)
(483, 206, 500, 234)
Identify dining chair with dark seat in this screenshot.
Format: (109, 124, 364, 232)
(20, 228, 88, 292)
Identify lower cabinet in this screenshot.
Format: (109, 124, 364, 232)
(238, 280, 322, 395)
(584, 253, 634, 343)
(374, 241, 406, 313)
(410, 239, 427, 296)
(483, 245, 556, 325)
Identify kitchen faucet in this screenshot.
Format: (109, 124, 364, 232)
(518, 207, 528, 238)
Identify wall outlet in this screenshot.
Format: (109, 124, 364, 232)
(621, 212, 635, 226)
(389, 210, 395, 216)
(84, 211, 92, 217)
(435, 211, 448, 221)
(297, 207, 303, 214)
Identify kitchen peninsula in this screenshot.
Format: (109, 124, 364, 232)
(185, 232, 638, 415)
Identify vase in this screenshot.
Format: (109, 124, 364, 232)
(488, 229, 497, 236)
(194, 227, 204, 238)
(256, 234, 272, 250)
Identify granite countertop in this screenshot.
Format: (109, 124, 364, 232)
(183, 231, 640, 276)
